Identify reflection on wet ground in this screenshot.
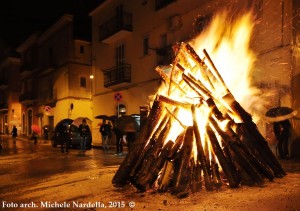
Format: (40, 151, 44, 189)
(0, 136, 126, 181)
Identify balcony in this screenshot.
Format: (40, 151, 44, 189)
(20, 63, 36, 76)
(38, 89, 57, 106)
(104, 64, 131, 88)
(0, 103, 8, 113)
(19, 92, 37, 104)
(40, 62, 58, 75)
(155, 0, 176, 11)
(99, 12, 133, 44)
(0, 78, 8, 90)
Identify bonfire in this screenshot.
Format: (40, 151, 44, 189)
(112, 11, 285, 198)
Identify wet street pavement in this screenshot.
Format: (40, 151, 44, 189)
(0, 135, 126, 208)
(0, 135, 300, 211)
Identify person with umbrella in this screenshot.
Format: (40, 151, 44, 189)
(79, 119, 91, 153)
(100, 119, 111, 152)
(266, 106, 295, 159)
(273, 120, 291, 159)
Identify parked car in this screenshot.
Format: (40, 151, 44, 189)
(51, 118, 92, 149)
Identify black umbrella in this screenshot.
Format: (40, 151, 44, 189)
(55, 118, 73, 132)
(95, 115, 112, 121)
(116, 115, 139, 133)
(265, 106, 297, 122)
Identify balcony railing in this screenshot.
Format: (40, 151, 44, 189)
(38, 89, 57, 104)
(104, 64, 131, 88)
(99, 12, 133, 43)
(20, 63, 36, 75)
(19, 92, 36, 103)
(0, 103, 8, 111)
(0, 78, 8, 90)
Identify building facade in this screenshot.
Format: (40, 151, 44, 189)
(0, 55, 21, 135)
(89, 0, 300, 155)
(16, 14, 93, 137)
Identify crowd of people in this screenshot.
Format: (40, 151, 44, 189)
(99, 118, 136, 156)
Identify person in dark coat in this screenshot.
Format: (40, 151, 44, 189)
(113, 126, 124, 155)
(61, 125, 70, 153)
(79, 119, 91, 153)
(100, 120, 112, 152)
(11, 125, 17, 144)
(273, 119, 291, 159)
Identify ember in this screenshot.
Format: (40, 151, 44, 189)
(112, 13, 286, 198)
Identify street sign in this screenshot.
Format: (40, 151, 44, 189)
(44, 105, 51, 112)
(114, 92, 122, 102)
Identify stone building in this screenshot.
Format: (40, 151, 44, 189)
(89, 0, 300, 155)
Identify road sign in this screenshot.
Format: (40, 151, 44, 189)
(44, 105, 51, 112)
(114, 92, 122, 102)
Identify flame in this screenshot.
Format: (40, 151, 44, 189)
(191, 11, 262, 120)
(153, 11, 261, 164)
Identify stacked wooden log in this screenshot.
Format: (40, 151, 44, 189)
(112, 42, 285, 198)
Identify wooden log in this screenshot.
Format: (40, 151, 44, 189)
(155, 66, 187, 95)
(157, 94, 191, 109)
(225, 124, 275, 181)
(222, 93, 286, 178)
(209, 116, 264, 186)
(190, 159, 202, 193)
(158, 160, 174, 192)
(129, 114, 170, 181)
(171, 126, 194, 196)
(112, 99, 166, 187)
(202, 48, 285, 177)
(182, 73, 224, 121)
(129, 137, 156, 183)
(206, 126, 241, 188)
(137, 140, 174, 191)
(211, 160, 222, 188)
(191, 104, 213, 191)
(168, 131, 185, 160)
(135, 119, 172, 191)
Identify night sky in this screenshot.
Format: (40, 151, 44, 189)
(0, 0, 103, 56)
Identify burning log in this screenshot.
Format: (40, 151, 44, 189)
(158, 160, 174, 192)
(190, 159, 202, 193)
(191, 104, 213, 191)
(202, 48, 285, 177)
(136, 140, 174, 191)
(135, 118, 173, 191)
(209, 116, 264, 186)
(129, 114, 170, 183)
(211, 159, 222, 188)
(112, 98, 165, 187)
(206, 126, 241, 188)
(171, 126, 194, 197)
(112, 42, 286, 198)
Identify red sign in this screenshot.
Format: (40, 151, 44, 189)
(44, 105, 51, 112)
(114, 92, 122, 102)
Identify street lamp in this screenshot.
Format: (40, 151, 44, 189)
(90, 74, 94, 100)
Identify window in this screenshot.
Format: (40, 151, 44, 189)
(80, 77, 86, 88)
(116, 44, 125, 65)
(80, 45, 85, 54)
(143, 37, 149, 56)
